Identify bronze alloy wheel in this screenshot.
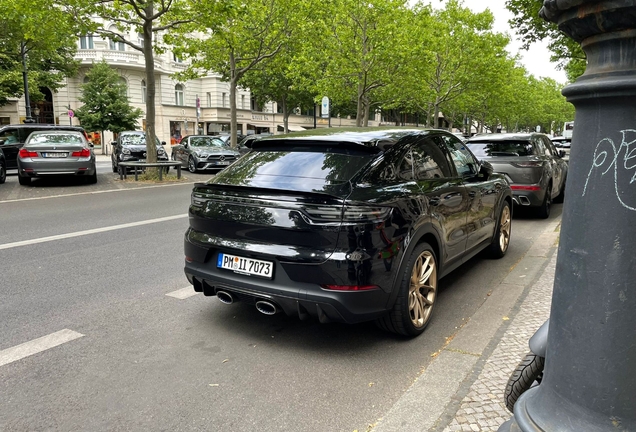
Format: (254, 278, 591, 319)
(409, 250, 437, 328)
(499, 204, 511, 253)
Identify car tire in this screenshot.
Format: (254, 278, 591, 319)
(536, 183, 552, 219)
(18, 174, 31, 186)
(553, 178, 566, 203)
(489, 201, 511, 259)
(504, 352, 545, 412)
(0, 162, 6, 184)
(87, 171, 97, 184)
(188, 156, 197, 173)
(376, 242, 438, 337)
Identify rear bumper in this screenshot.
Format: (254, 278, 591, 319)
(511, 188, 545, 207)
(184, 259, 391, 324)
(18, 159, 96, 176)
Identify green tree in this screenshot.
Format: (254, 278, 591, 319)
(170, 0, 294, 147)
(69, 0, 191, 165)
(0, 0, 79, 108)
(506, 0, 586, 81)
(75, 61, 143, 151)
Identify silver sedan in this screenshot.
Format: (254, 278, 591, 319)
(17, 130, 97, 186)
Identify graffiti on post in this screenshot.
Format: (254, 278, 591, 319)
(583, 129, 636, 211)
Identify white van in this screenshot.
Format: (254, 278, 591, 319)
(563, 121, 574, 139)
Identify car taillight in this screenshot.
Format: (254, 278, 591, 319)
(18, 149, 38, 158)
(71, 148, 91, 157)
(510, 185, 541, 191)
(511, 161, 543, 168)
(303, 205, 391, 224)
(321, 285, 379, 291)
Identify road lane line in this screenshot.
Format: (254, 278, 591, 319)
(0, 182, 196, 204)
(166, 287, 199, 299)
(0, 214, 188, 251)
(0, 329, 84, 367)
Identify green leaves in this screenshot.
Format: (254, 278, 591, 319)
(74, 60, 143, 133)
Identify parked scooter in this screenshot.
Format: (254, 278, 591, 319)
(503, 319, 549, 412)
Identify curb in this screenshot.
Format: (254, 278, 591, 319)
(372, 217, 561, 432)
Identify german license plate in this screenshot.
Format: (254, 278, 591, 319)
(43, 152, 68, 158)
(217, 253, 273, 279)
(216, 161, 230, 166)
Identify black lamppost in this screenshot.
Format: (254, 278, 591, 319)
(500, 1, 636, 430)
(20, 42, 35, 124)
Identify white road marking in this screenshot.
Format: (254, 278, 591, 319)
(0, 329, 84, 367)
(166, 287, 199, 299)
(0, 182, 196, 204)
(0, 214, 188, 251)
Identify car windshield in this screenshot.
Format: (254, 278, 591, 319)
(467, 141, 535, 157)
(190, 137, 226, 147)
(121, 134, 160, 146)
(27, 133, 84, 145)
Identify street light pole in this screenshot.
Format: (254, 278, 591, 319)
(21, 41, 34, 124)
(500, 1, 636, 430)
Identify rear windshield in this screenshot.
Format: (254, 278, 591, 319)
(27, 133, 84, 145)
(467, 141, 535, 157)
(219, 149, 374, 183)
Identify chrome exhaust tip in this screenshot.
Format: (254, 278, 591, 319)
(255, 300, 278, 316)
(216, 290, 235, 305)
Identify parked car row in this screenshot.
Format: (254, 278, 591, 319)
(183, 128, 517, 337)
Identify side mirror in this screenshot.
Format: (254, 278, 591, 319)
(479, 160, 494, 178)
(559, 149, 566, 158)
(161, 141, 166, 146)
(183, 142, 188, 148)
(111, 141, 117, 146)
(88, 143, 94, 148)
(0, 140, 4, 146)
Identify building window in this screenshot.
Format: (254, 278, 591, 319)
(207, 92, 212, 108)
(222, 93, 227, 108)
(241, 95, 245, 110)
(141, 80, 146, 103)
(83, 76, 90, 84)
(175, 84, 184, 106)
(137, 33, 144, 48)
(173, 53, 182, 63)
(119, 77, 128, 96)
(79, 34, 94, 50)
(109, 27, 125, 51)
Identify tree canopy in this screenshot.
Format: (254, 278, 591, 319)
(74, 60, 143, 135)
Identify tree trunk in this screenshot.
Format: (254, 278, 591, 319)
(356, 79, 364, 127)
(143, 2, 158, 166)
(229, 51, 238, 148)
(281, 95, 288, 134)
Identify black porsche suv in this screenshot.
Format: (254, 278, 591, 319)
(184, 128, 512, 336)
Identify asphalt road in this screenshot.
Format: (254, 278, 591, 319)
(0, 168, 562, 432)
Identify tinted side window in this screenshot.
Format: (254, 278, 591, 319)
(19, 128, 41, 142)
(439, 135, 478, 177)
(397, 150, 414, 181)
(411, 139, 452, 179)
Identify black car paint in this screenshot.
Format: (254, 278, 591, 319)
(0, 148, 6, 184)
(111, 131, 168, 171)
(184, 128, 512, 325)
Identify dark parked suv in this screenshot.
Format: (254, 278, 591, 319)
(466, 133, 568, 218)
(111, 131, 169, 172)
(0, 148, 6, 184)
(184, 128, 513, 337)
(0, 124, 88, 170)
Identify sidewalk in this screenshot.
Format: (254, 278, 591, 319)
(373, 219, 559, 432)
